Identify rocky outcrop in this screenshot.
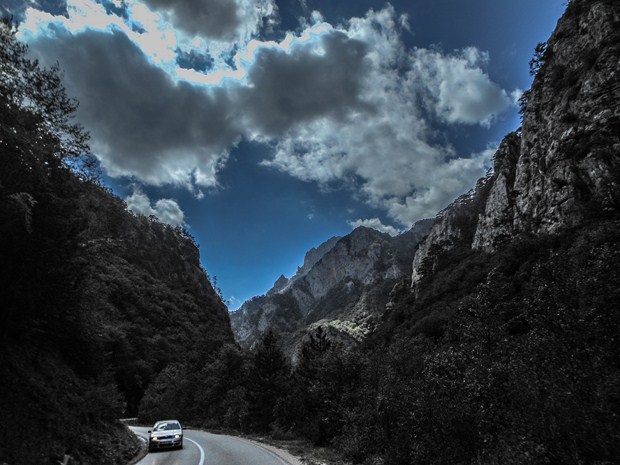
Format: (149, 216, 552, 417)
(510, 0, 620, 239)
(472, 133, 521, 250)
(267, 274, 290, 295)
(411, 178, 492, 283)
(291, 236, 342, 283)
(413, 0, 620, 283)
(231, 220, 432, 354)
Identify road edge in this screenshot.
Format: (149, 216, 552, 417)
(228, 435, 303, 465)
(122, 423, 303, 465)
(124, 426, 148, 465)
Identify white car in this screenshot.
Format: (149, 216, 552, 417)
(148, 420, 184, 451)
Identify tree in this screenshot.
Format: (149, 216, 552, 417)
(0, 20, 92, 179)
(529, 41, 549, 76)
(0, 22, 139, 465)
(0, 20, 96, 352)
(247, 331, 290, 432)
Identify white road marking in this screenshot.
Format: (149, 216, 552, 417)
(186, 437, 205, 465)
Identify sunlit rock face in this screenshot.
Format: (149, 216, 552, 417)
(412, 0, 620, 284)
(231, 219, 432, 355)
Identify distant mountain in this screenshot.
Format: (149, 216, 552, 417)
(230, 220, 432, 357)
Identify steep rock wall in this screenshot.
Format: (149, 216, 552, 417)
(413, 0, 620, 282)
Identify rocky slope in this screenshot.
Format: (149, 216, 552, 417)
(231, 220, 432, 355)
(412, 0, 620, 284)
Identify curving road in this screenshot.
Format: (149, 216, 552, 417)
(129, 426, 300, 465)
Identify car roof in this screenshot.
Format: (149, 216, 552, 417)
(154, 419, 181, 425)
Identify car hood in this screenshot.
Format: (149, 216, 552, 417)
(150, 429, 182, 437)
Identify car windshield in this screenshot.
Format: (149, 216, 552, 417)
(155, 422, 180, 431)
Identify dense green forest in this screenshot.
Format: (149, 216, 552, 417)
(0, 20, 232, 465)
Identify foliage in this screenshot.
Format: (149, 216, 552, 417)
(0, 23, 231, 464)
(529, 41, 549, 77)
(275, 328, 363, 445)
(246, 331, 291, 432)
(177, 223, 620, 465)
(341, 223, 620, 465)
(3, 4, 619, 464)
(0, 21, 94, 181)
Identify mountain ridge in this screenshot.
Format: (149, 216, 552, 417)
(231, 219, 433, 354)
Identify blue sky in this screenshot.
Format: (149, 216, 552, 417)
(4, 0, 566, 309)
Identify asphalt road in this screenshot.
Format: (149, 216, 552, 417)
(129, 426, 300, 465)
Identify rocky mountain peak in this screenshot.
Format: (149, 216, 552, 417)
(231, 221, 432, 355)
(267, 274, 290, 295)
(281, 235, 341, 291)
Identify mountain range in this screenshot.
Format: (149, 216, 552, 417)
(231, 219, 433, 356)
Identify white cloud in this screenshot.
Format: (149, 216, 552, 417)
(125, 188, 186, 226)
(19, 0, 178, 66)
(408, 47, 512, 126)
(228, 295, 242, 310)
(20, 3, 511, 226)
(141, 0, 278, 42)
(348, 218, 400, 236)
(261, 7, 503, 225)
(386, 148, 495, 225)
(28, 29, 241, 189)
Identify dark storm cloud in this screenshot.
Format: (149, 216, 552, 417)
(30, 29, 241, 186)
(241, 31, 371, 136)
(142, 0, 240, 40)
(2, 0, 67, 22)
(27, 27, 371, 187)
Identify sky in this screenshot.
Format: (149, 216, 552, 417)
(4, 0, 567, 309)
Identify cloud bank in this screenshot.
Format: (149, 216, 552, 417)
(141, 0, 277, 41)
(348, 218, 400, 236)
(21, 2, 512, 227)
(125, 188, 186, 226)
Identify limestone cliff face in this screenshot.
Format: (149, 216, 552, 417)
(510, 0, 620, 239)
(231, 220, 432, 353)
(412, 185, 489, 283)
(295, 227, 403, 304)
(413, 0, 620, 283)
(293, 236, 342, 282)
(471, 133, 521, 250)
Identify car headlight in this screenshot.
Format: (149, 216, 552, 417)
(175, 434, 181, 439)
(150, 436, 158, 441)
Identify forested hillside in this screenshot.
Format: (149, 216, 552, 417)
(0, 21, 233, 465)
